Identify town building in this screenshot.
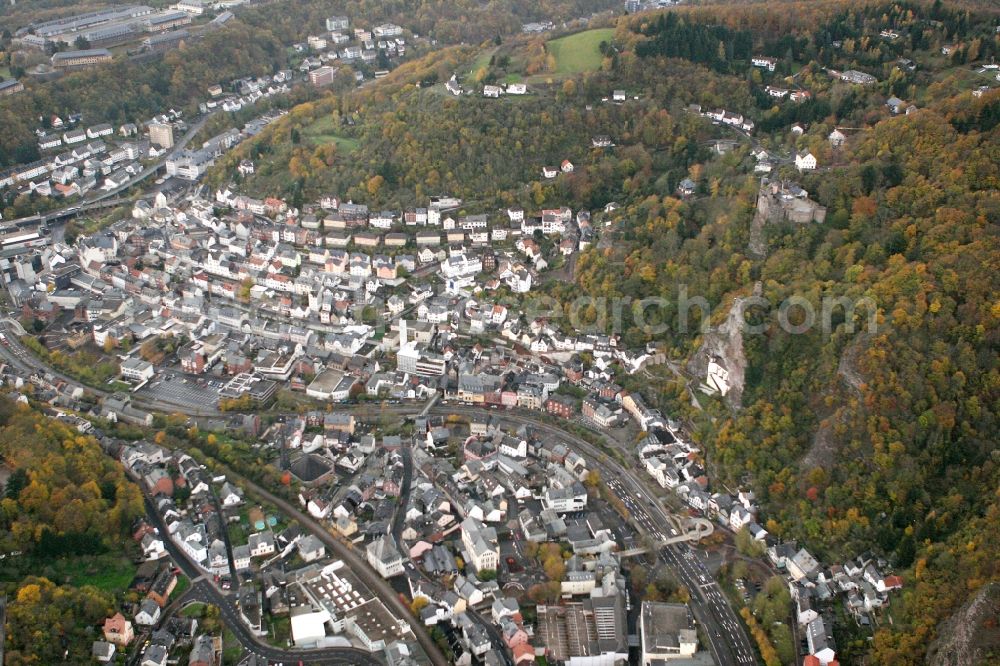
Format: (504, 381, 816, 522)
(461, 516, 499, 572)
(366, 534, 405, 577)
(640, 602, 698, 664)
(0, 79, 24, 96)
(51, 48, 113, 68)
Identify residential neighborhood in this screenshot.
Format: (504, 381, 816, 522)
(0, 2, 994, 665)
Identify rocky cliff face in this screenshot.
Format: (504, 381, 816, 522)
(927, 582, 1000, 666)
(687, 285, 756, 409)
(799, 335, 869, 471)
(748, 189, 770, 258)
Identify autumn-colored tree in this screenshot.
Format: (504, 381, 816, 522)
(410, 597, 429, 615)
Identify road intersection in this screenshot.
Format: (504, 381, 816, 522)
(1, 323, 760, 665)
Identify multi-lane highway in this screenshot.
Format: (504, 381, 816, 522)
(428, 405, 757, 666)
(661, 544, 757, 666)
(1, 319, 758, 666)
(604, 477, 714, 546)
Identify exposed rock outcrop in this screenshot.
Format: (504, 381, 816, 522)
(687, 286, 756, 409)
(800, 336, 870, 471)
(927, 582, 1000, 666)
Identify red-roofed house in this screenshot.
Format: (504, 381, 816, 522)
(102, 613, 134, 646)
(882, 575, 903, 590)
(513, 643, 535, 665)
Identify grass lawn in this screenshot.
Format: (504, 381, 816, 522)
(302, 114, 360, 152)
(0, 554, 137, 594)
(170, 574, 191, 601)
(228, 520, 249, 547)
(547, 28, 614, 75)
(181, 602, 206, 618)
(222, 627, 243, 665)
(64, 555, 137, 593)
(465, 48, 496, 86)
(269, 615, 291, 646)
(329, 135, 361, 152)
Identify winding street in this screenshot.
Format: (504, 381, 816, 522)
(212, 465, 452, 666)
(142, 496, 383, 666)
(3, 314, 758, 665)
(426, 405, 757, 666)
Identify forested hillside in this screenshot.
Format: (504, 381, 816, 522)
(0, 21, 292, 168)
(0, 398, 144, 664)
(208, 49, 731, 210)
(0, 0, 620, 169)
(223, 2, 1000, 662)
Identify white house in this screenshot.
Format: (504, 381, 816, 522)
(219, 481, 243, 507)
(366, 534, 405, 577)
(461, 517, 499, 573)
(787, 548, 820, 581)
(751, 56, 777, 71)
(92, 641, 116, 663)
(134, 599, 161, 626)
(795, 150, 817, 171)
(141, 532, 166, 559)
(730, 507, 753, 531)
(805, 617, 836, 665)
(298, 534, 326, 562)
(797, 595, 819, 626)
(233, 544, 251, 571)
(541, 482, 588, 513)
(120, 357, 155, 382)
(706, 358, 730, 396)
(248, 530, 276, 557)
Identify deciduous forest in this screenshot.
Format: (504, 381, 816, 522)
(0, 398, 144, 664)
(220, 3, 1000, 662)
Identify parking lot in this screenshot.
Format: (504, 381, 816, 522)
(134, 372, 223, 412)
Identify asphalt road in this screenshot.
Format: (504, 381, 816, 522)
(217, 467, 452, 666)
(661, 544, 757, 666)
(428, 405, 757, 666)
(143, 496, 382, 666)
(389, 442, 413, 545)
(0, 325, 758, 666)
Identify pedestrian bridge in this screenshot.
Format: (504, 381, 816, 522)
(618, 516, 715, 557)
